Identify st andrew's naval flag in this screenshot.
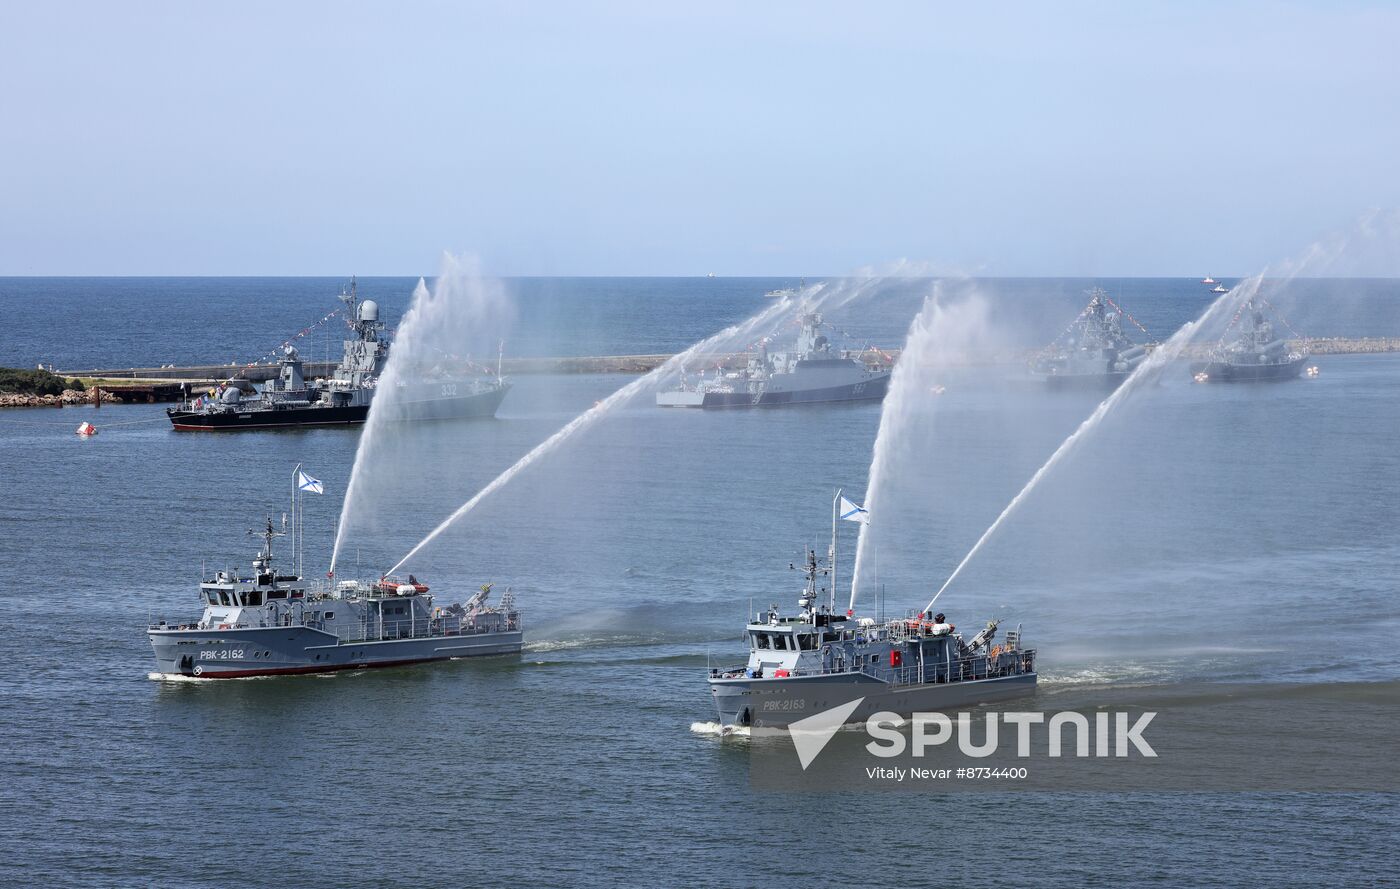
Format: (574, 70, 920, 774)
(297, 469, 324, 495)
(839, 496, 869, 524)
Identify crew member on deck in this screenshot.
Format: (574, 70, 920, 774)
(929, 612, 954, 636)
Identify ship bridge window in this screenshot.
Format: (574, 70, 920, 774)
(245, 591, 263, 606)
(798, 634, 817, 651)
(267, 591, 287, 600)
(754, 634, 771, 650)
(218, 591, 231, 607)
(205, 591, 218, 605)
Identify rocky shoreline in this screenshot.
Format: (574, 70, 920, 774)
(0, 389, 124, 408)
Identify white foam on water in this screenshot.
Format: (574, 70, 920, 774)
(689, 721, 750, 738)
(146, 672, 205, 682)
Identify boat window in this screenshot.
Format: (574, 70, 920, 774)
(798, 634, 817, 651)
(205, 591, 218, 605)
(267, 591, 287, 600)
(323, 611, 334, 620)
(245, 591, 262, 606)
(218, 591, 231, 607)
(756, 634, 771, 650)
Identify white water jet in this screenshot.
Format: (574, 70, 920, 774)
(921, 275, 1264, 613)
(386, 296, 805, 574)
(849, 282, 997, 609)
(330, 254, 513, 576)
(385, 271, 908, 575)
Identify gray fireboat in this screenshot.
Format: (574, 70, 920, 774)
(707, 497, 1035, 730)
(657, 312, 891, 408)
(167, 279, 510, 430)
(1031, 288, 1150, 388)
(148, 518, 521, 678)
(1190, 296, 1310, 382)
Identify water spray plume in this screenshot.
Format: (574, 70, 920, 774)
(849, 281, 994, 608)
(921, 275, 1264, 613)
(329, 255, 512, 576)
(387, 295, 803, 574)
(384, 271, 905, 575)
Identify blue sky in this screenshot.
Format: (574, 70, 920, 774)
(1, 1, 1397, 275)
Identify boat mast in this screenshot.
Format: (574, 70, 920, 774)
(291, 462, 301, 578)
(829, 488, 840, 614)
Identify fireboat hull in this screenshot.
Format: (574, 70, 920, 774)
(709, 670, 1037, 730)
(148, 624, 522, 678)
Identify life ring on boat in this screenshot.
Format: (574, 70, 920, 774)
(989, 645, 1002, 658)
(218, 623, 232, 630)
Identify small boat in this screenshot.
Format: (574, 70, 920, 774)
(75, 422, 98, 437)
(1202, 276, 1216, 285)
(148, 517, 522, 678)
(1212, 285, 1229, 293)
(706, 493, 1035, 730)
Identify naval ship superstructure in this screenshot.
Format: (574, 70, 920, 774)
(657, 312, 891, 408)
(1031, 288, 1149, 388)
(1190, 296, 1309, 382)
(707, 521, 1035, 730)
(167, 279, 510, 430)
(148, 519, 522, 678)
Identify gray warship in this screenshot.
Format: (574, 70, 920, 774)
(657, 312, 891, 408)
(707, 502, 1035, 730)
(1191, 296, 1309, 382)
(149, 518, 521, 678)
(1031, 288, 1149, 388)
(167, 279, 510, 430)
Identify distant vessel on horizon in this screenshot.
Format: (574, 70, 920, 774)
(1202, 276, 1217, 284)
(1212, 284, 1229, 293)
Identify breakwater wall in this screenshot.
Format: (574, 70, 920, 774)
(52, 337, 1400, 383)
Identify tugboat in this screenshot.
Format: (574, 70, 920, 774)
(706, 497, 1035, 730)
(1030, 287, 1150, 389)
(1191, 296, 1309, 382)
(167, 279, 510, 430)
(148, 517, 522, 678)
(657, 312, 891, 408)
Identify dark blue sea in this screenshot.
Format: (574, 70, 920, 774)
(2, 277, 1397, 887)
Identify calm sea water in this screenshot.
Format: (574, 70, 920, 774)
(2, 277, 1397, 887)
